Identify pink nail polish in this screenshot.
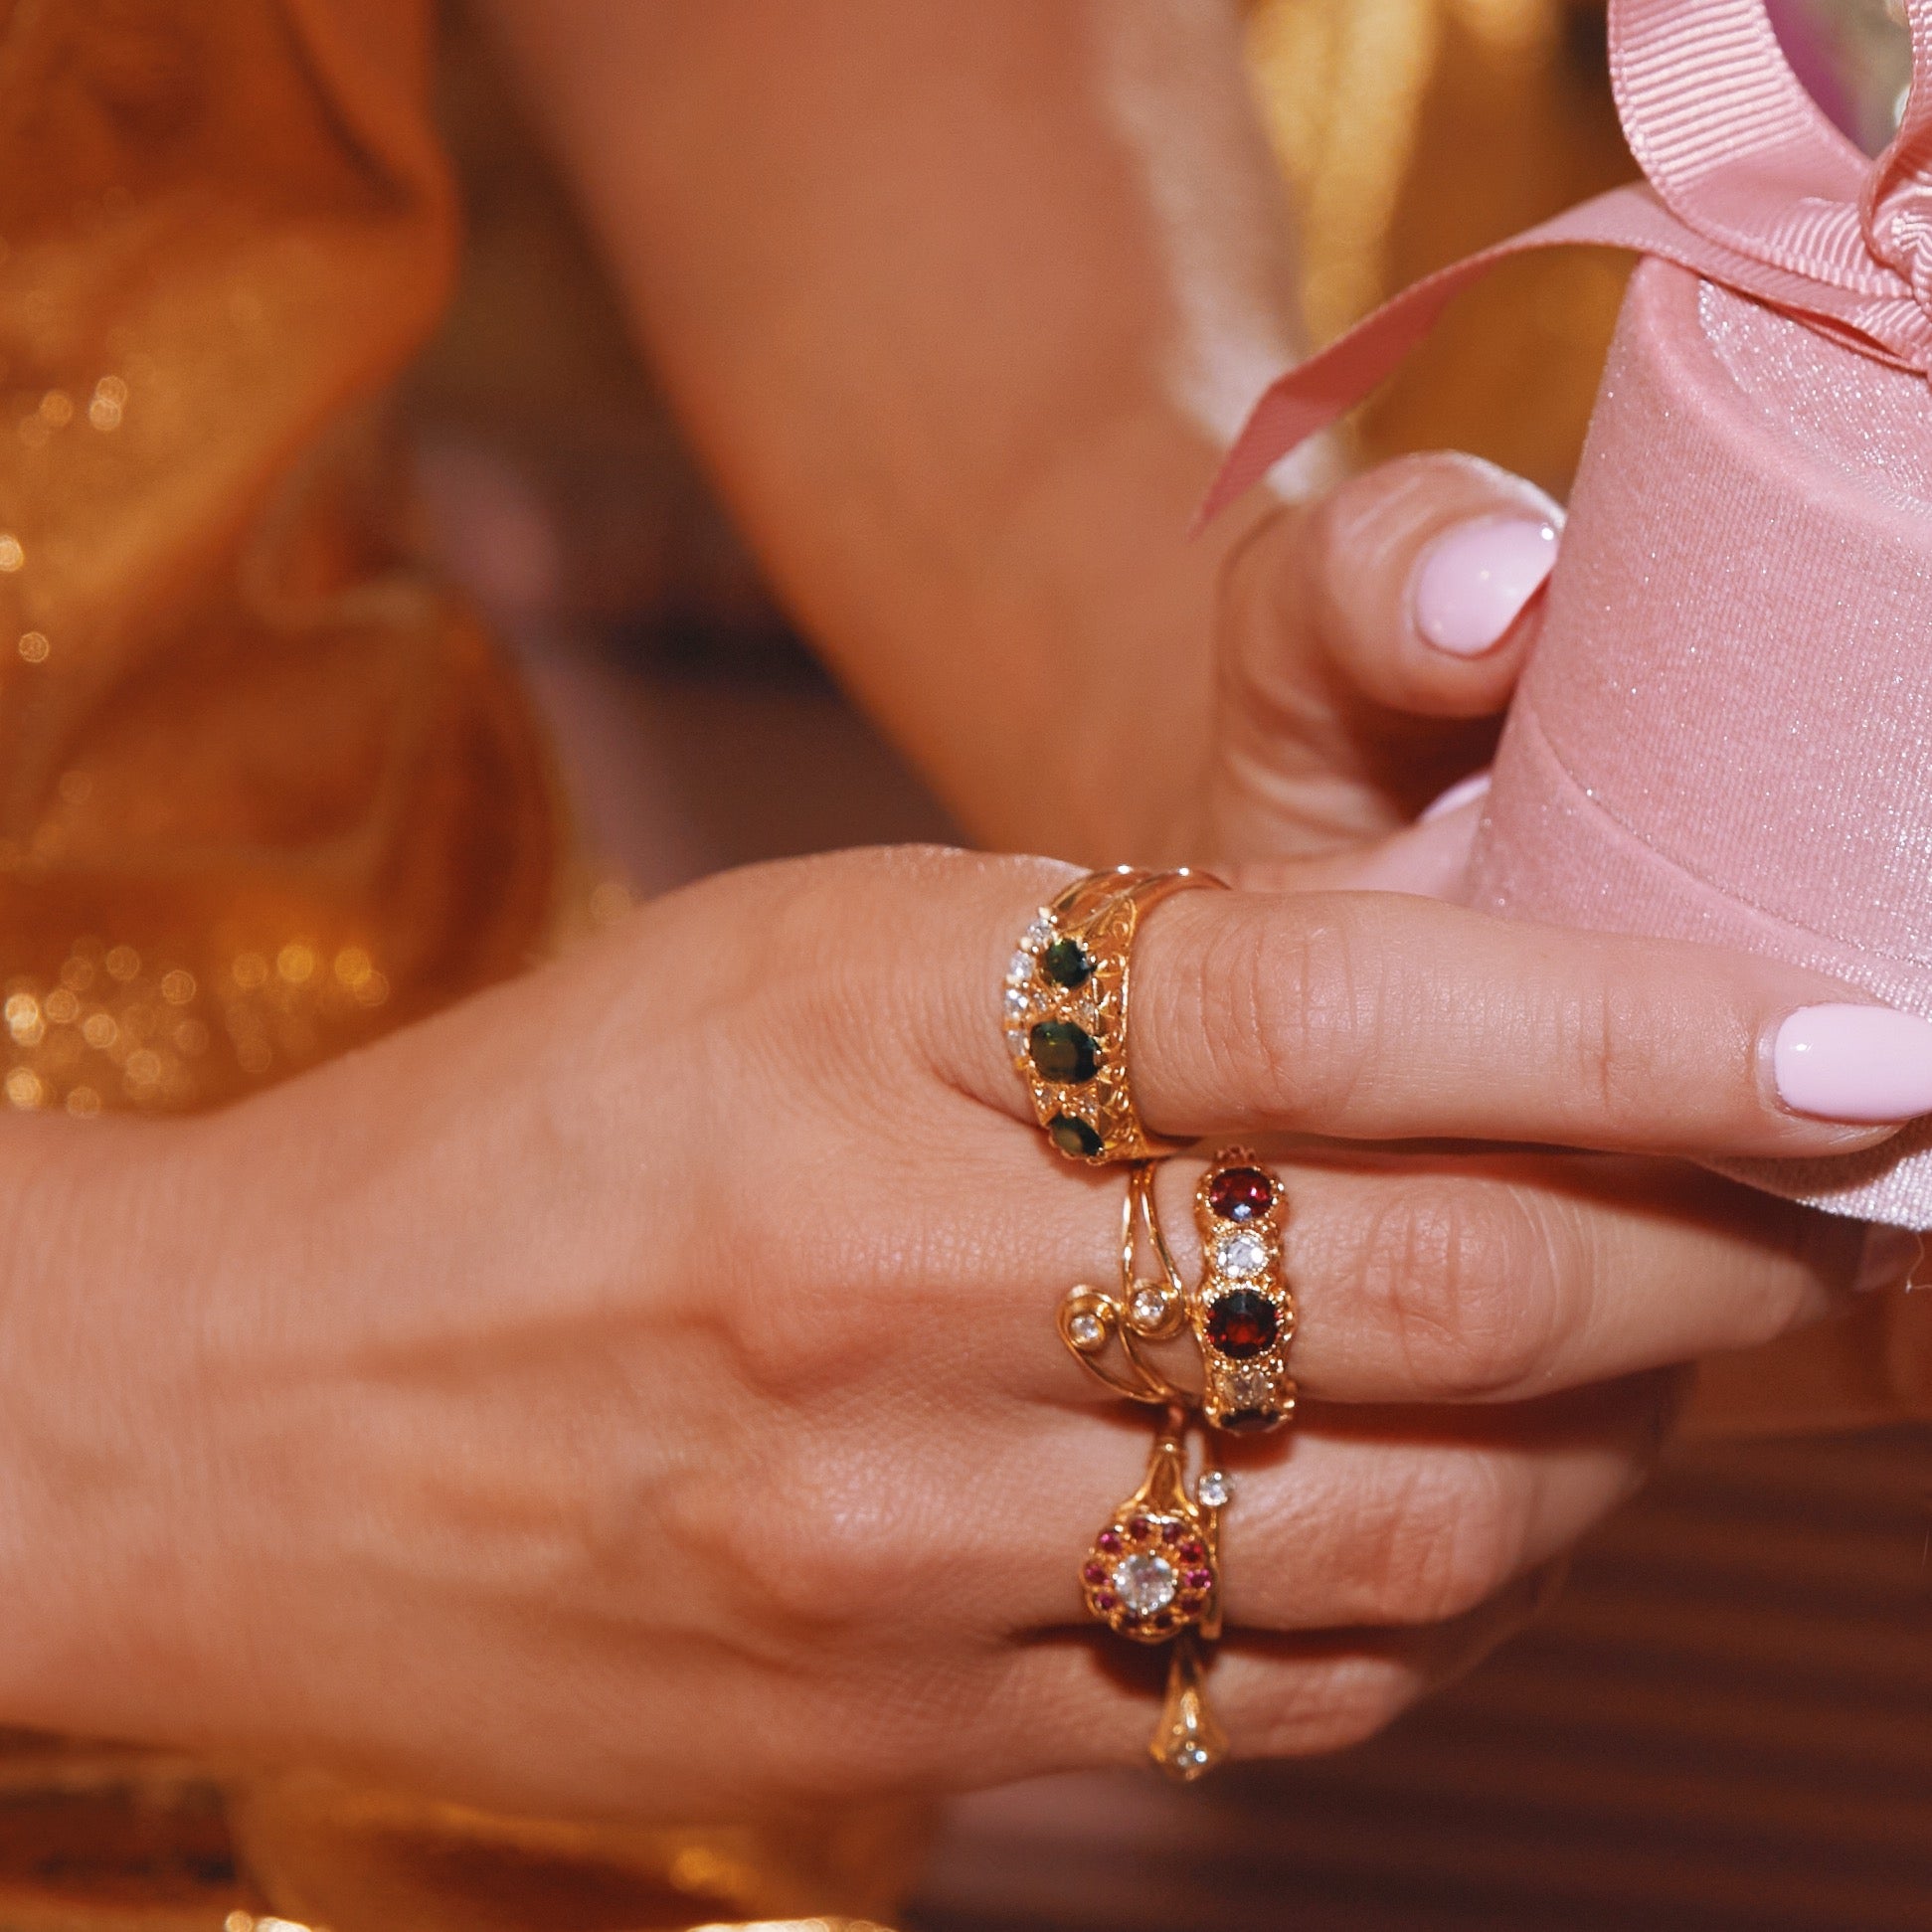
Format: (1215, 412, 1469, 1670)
(1420, 769, 1493, 823)
(1773, 1003, 1932, 1124)
(1854, 1223, 1921, 1294)
(1413, 517, 1558, 656)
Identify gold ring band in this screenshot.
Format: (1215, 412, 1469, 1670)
(1005, 866, 1225, 1164)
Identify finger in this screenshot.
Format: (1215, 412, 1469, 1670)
(1124, 887, 1932, 1156)
(1251, 1151, 1864, 1404)
(1006, 1372, 1671, 1633)
(1209, 455, 1558, 852)
(1230, 785, 1488, 898)
(973, 1558, 1559, 1783)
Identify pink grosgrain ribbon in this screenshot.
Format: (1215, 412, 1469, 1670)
(1203, 0, 1932, 521)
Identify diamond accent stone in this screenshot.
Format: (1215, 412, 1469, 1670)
(1112, 1552, 1177, 1618)
(1023, 913, 1056, 952)
(1212, 1229, 1269, 1278)
(1005, 951, 1033, 986)
(1067, 1312, 1105, 1348)
(1222, 1364, 1277, 1409)
(1003, 986, 1032, 1024)
(1128, 1284, 1174, 1329)
(1195, 1469, 1233, 1508)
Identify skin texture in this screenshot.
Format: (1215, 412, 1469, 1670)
(0, 847, 1887, 1822)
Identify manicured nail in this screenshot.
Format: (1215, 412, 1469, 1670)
(1773, 1003, 1932, 1124)
(1420, 769, 1493, 823)
(1855, 1224, 1921, 1295)
(1413, 517, 1558, 656)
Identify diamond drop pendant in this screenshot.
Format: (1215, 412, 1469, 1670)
(1150, 1632, 1229, 1783)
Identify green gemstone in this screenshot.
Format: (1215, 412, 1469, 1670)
(1029, 1019, 1098, 1084)
(1040, 937, 1094, 989)
(1049, 1114, 1104, 1158)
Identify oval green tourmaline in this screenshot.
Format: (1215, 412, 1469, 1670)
(1029, 1019, 1098, 1084)
(1040, 937, 1094, 989)
(1049, 1114, 1104, 1157)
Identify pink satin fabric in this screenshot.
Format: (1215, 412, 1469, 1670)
(1211, 0, 1932, 1226)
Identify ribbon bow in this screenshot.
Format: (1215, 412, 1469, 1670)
(1204, 0, 1932, 521)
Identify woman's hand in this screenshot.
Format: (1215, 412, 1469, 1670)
(0, 848, 1901, 1822)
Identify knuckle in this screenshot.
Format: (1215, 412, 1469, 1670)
(1219, 901, 1377, 1126)
(1356, 1456, 1532, 1626)
(1358, 1181, 1572, 1398)
(1247, 1655, 1418, 1758)
(692, 1447, 899, 1636)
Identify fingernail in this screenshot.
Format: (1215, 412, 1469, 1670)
(1773, 1003, 1932, 1123)
(1855, 1223, 1921, 1295)
(1413, 516, 1558, 656)
(1420, 769, 1493, 823)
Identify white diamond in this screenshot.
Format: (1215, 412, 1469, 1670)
(1222, 1365, 1276, 1408)
(1003, 986, 1032, 1023)
(1113, 1553, 1177, 1617)
(1129, 1284, 1173, 1329)
(1023, 913, 1056, 952)
(1213, 1229, 1268, 1278)
(1005, 951, 1033, 986)
(1005, 1027, 1029, 1061)
(1195, 1470, 1233, 1508)
(1067, 1312, 1104, 1348)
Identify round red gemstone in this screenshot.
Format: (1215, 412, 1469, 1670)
(1184, 1567, 1213, 1590)
(1159, 1520, 1183, 1543)
(1094, 1592, 1117, 1611)
(1176, 1593, 1203, 1612)
(1206, 1288, 1279, 1360)
(1083, 1561, 1109, 1585)
(1208, 1165, 1274, 1223)
(1097, 1529, 1122, 1552)
(1149, 1610, 1173, 1631)
(1127, 1515, 1150, 1540)
(1178, 1538, 1205, 1563)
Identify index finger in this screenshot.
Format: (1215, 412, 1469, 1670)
(1132, 889, 1925, 1158)
(951, 871, 1932, 1161)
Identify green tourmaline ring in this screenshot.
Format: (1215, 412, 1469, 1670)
(1005, 866, 1224, 1163)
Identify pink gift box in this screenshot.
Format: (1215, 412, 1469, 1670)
(1468, 257, 1932, 1224)
(1211, 0, 1932, 1226)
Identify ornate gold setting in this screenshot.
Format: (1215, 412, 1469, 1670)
(1192, 1149, 1297, 1435)
(1005, 866, 1224, 1164)
(1057, 1162, 1198, 1406)
(1079, 1410, 1228, 1646)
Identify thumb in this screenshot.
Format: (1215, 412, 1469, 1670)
(1207, 450, 1561, 860)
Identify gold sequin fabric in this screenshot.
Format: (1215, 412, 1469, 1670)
(0, 0, 558, 1119)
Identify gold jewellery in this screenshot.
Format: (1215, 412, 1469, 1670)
(1013, 870, 1296, 1783)
(1004, 866, 1224, 1164)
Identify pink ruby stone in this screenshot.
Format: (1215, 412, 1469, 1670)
(1178, 1538, 1205, 1563)
(1208, 1165, 1274, 1223)
(1083, 1562, 1109, 1585)
(1159, 1520, 1183, 1543)
(1097, 1529, 1122, 1552)
(1128, 1515, 1150, 1540)
(1177, 1593, 1203, 1612)
(1184, 1567, 1212, 1590)
(1094, 1592, 1117, 1611)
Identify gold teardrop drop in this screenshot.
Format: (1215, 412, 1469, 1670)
(1147, 1633, 1228, 1783)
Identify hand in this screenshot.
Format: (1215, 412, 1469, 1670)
(0, 847, 1899, 1822)
(1199, 449, 1563, 872)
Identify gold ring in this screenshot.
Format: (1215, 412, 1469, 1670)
(1080, 1405, 1233, 1782)
(1191, 1148, 1297, 1434)
(1058, 1162, 1196, 1406)
(1005, 866, 1225, 1163)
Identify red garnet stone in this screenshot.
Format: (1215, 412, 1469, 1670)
(1207, 1165, 1274, 1223)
